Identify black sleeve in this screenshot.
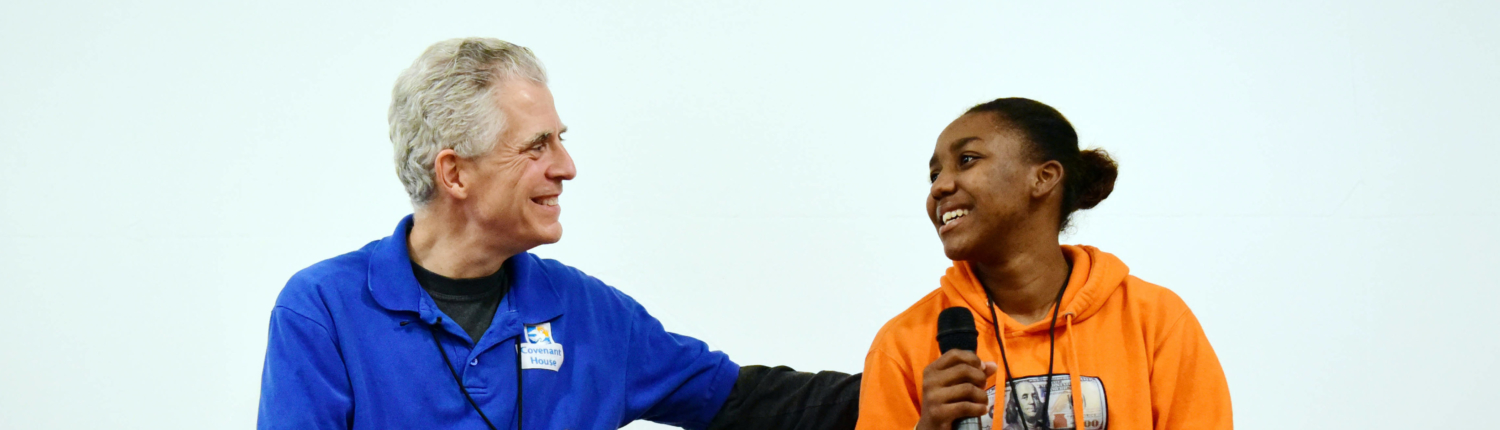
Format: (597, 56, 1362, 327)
(705, 365, 861, 430)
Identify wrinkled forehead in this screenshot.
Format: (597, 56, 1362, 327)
(495, 78, 557, 119)
(1016, 382, 1039, 394)
(494, 79, 566, 141)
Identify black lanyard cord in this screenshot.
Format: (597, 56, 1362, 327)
(515, 341, 523, 429)
(428, 317, 502, 430)
(984, 272, 1068, 430)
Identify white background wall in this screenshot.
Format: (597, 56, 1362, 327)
(2, 1, 1497, 428)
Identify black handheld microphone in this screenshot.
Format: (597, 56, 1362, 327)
(937, 307, 982, 430)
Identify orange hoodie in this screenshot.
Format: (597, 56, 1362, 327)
(857, 245, 1231, 430)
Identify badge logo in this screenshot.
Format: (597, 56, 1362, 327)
(525, 322, 554, 344)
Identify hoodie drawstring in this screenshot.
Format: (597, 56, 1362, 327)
(1064, 312, 1084, 430)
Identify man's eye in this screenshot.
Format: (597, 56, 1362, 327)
(929, 171, 940, 183)
(960, 155, 977, 165)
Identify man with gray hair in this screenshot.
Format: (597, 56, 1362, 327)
(257, 38, 857, 429)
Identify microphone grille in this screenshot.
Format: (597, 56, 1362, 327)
(936, 307, 978, 352)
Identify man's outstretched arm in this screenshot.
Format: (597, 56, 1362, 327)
(707, 365, 861, 430)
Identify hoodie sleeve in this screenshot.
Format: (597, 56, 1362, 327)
(1150, 308, 1232, 429)
(258, 305, 352, 430)
(855, 348, 921, 430)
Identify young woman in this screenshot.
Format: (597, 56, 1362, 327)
(856, 98, 1231, 430)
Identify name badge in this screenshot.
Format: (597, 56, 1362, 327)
(520, 322, 564, 371)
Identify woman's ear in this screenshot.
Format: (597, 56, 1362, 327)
(433, 149, 468, 201)
(1031, 160, 1064, 199)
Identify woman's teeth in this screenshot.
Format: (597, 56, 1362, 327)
(941, 209, 969, 225)
(540, 197, 558, 206)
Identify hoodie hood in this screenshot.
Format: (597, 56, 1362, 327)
(940, 245, 1129, 334)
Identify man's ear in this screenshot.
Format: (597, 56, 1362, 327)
(433, 149, 468, 201)
(1031, 160, 1064, 199)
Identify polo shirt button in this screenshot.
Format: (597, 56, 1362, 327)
(469, 359, 478, 366)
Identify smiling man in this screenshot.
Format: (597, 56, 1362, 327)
(257, 38, 859, 430)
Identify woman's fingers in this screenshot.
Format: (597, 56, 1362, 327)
(918, 350, 994, 428)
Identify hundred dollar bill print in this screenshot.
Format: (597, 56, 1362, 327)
(978, 375, 1107, 430)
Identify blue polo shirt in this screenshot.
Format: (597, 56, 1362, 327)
(258, 216, 739, 429)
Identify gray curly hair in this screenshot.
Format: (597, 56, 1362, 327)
(388, 37, 549, 207)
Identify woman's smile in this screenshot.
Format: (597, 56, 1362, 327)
(938, 207, 970, 234)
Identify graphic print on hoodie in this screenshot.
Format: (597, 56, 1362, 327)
(856, 246, 1232, 430)
(983, 375, 1106, 430)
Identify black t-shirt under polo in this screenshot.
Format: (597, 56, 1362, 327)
(410, 260, 509, 344)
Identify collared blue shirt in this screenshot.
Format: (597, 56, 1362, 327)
(258, 216, 739, 429)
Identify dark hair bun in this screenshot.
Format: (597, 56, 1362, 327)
(1073, 149, 1118, 210)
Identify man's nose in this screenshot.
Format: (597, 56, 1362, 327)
(548, 141, 577, 181)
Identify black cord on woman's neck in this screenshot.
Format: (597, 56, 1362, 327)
(515, 340, 523, 430)
(988, 298, 1025, 428)
(429, 317, 500, 430)
(985, 266, 1070, 430)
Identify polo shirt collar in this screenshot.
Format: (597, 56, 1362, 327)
(368, 215, 565, 325)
